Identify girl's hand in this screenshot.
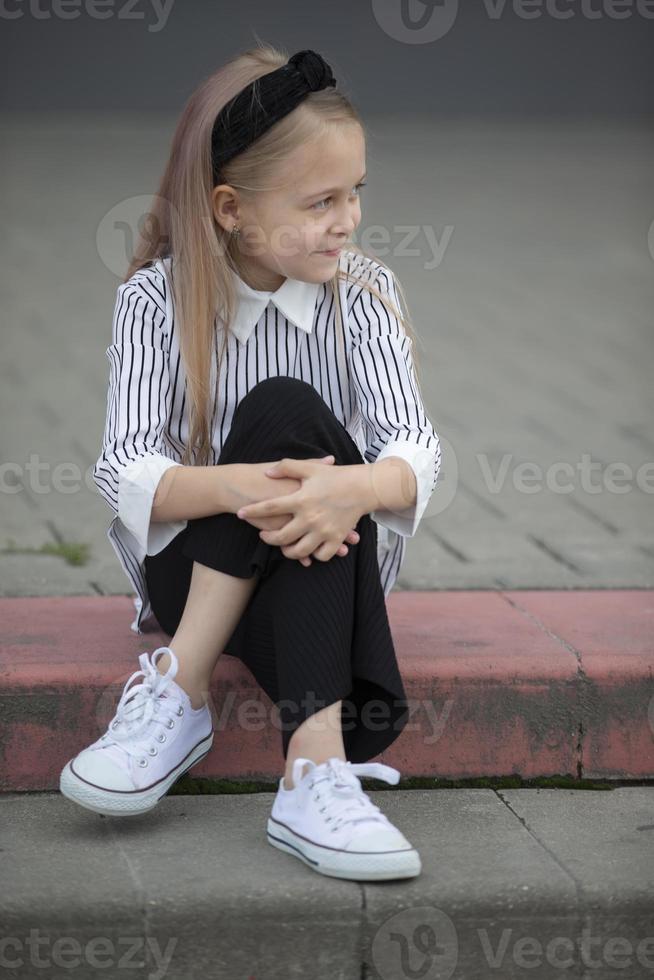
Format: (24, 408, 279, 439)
(236, 457, 365, 563)
(229, 457, 360, 567)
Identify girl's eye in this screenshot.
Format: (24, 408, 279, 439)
(311, 181, 367, 211)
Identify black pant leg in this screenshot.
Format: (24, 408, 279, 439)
(144, 377, 410, 762)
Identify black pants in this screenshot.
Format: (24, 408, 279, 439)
(143, 377, 409, 764)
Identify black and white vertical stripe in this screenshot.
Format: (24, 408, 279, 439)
(93, 252, 441, 634)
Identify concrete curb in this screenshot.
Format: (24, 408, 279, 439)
(1, 591, 653, 791)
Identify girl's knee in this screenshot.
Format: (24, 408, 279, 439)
(241, 376, 321, 409)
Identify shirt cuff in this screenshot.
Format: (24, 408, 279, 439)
(370, 439, 437, 538)
(117, 452, 187, 560)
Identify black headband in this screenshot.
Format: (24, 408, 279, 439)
(211, 49, 337, 186)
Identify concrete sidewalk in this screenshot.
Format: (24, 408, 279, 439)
(1, 786, 653, 979)
(1, 117, 653, 597)
(1, 116, 653, 979)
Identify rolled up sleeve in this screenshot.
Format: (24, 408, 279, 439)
(348, 263, 441, 538)
(92, 279, 187, 561)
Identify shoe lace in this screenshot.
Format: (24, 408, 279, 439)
(294, 756, 400, 834)
(99, 647, 185, 764)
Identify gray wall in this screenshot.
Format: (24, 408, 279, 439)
(1, 0, 653, 117)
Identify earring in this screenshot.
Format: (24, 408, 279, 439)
(231, 225, 240, 238)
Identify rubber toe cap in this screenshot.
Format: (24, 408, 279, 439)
(346, 826, 415, 853)
(71, 748, 136, 792)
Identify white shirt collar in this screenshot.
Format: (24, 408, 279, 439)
(229, 267, 322, 346)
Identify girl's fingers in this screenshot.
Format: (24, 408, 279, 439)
(298, 528, 358, 567)
(301, 542, 348, 567)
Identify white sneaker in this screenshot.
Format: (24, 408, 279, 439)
(60, 647, 213, 817)
(267, 756, 422, 881)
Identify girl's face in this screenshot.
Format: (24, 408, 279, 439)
(213, 124, 366, 292)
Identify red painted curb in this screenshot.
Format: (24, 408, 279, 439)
(1, 592, 652, 790)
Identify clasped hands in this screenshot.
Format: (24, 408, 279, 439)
(236, 455, 364, 567)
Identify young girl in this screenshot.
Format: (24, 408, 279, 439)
(60, 43, 441, 882)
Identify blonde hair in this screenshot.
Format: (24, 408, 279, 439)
(125, 40, 425, 467)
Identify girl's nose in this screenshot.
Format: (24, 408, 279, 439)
(330, 216, 358, 240)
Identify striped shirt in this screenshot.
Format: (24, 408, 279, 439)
(93, 250, 441, 634)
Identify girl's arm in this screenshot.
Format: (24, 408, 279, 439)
(93, 278, 187, 560)
(151, 462, 301, 522)
(340, 455, 419, 519)
(348, 262, 441, 537)
(152, 459, 361, 567)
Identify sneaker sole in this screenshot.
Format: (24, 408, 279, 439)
(59, 732, 214, 817)
(266, 816, 422, 881)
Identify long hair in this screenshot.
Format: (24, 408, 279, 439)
(125, 41, 425, 467)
